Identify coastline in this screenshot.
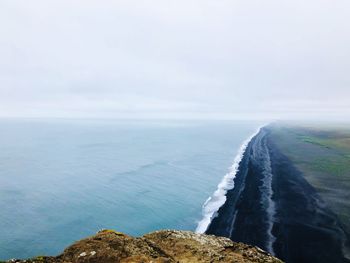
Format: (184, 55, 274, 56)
(195, 126, 262, 234)
(0, 120, 262, 260)
(206, 126, 349, 263)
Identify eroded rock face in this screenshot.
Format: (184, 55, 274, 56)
(9, 230, 283, 263)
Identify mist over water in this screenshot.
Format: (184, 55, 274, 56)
(0, 119, 260, 260)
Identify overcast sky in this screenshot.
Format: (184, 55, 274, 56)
(1, 1, 349, 120)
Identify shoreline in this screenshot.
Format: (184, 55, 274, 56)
(195, 127, 262, 234)
(206, 127, 349, 263)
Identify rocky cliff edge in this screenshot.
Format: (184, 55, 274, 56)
(7, 230, 283, 263)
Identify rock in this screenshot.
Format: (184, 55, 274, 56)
(10, 230, 283, 263)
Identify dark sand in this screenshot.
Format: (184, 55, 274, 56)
(206, 127, 350, 263)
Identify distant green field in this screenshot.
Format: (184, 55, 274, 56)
(269, 123, 350, 231)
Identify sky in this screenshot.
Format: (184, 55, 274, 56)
(0, 0, 349, 121)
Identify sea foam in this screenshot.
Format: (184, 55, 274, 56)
(195, 127, 262, 234)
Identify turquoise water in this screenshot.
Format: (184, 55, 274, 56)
(0, 119, 260, 260)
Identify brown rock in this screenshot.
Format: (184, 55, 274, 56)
(10, 230, 283, 263)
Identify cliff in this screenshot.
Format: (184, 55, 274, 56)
(7, 230, 282, 263)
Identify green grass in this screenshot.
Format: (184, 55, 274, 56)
(299, 135, 330, 148)
(268, 123, 350, 231)
(307, 158, 350, 176)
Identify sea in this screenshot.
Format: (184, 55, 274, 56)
(0, 119, 261, 260)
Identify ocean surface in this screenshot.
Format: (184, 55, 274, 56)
(0, 119, 260, 260)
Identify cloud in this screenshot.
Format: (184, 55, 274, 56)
(0, 0, 349, 120)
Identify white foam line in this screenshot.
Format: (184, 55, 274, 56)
(260, 136, 276, 255)
(195, 126, 263, 234)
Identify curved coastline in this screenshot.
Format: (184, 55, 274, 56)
(205, 126, 350, 263)
(195, 126, 263, 234)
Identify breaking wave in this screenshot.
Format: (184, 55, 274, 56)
(195, 127, 262, 233)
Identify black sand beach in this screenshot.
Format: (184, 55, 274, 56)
(206, 127, 350, 263)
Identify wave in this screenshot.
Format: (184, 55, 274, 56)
(195, 127, 262, 234)
(259, 132, 277, 254)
